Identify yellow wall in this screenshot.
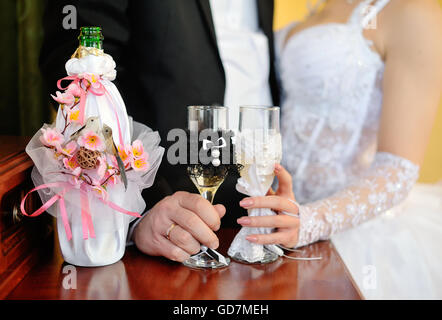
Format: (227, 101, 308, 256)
(274, 0, 442, 183)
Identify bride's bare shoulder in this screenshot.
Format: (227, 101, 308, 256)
(382, 0, 442, 59)
(383, 0, 442, 37)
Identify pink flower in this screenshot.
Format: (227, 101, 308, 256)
(40, 127, 64, 148)
(66, 108, 81, 124)
(102, 169, 120, 187)
(108, 174, 120, 186)
(131, 154, 149, 172)
(83, 73, 102, 90)
(68, 167, 82, 187)
(51, 91, 75, 107)
(77, 130, 105, 151)
(61, 141, 78, 157)
(63, 156, 79, 171)
(91, 185, 108, 201)
(131, 140, 145, 158)
(66, 83, 82, 97)
(97, 156, 107, 178)
(117, 145, 132, 167)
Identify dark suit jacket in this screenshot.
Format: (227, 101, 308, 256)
(40, 0, 279, 226)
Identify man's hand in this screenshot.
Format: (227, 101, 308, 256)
(133, 191, 226, 262)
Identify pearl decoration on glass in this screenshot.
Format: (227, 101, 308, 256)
(202, 137, 227, 167)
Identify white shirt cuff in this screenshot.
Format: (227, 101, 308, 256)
(126, 210, 149, 246)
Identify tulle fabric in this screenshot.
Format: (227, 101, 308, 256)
(28, 119, 164, 266)
(332, 183, 442, 299)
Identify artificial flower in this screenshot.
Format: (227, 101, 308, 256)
(131, 140, 145, 158)
(61, 141, 78, 157)
(66, 82, 82, 97)
(77, 129, 105, 151)
(51, 91, 75, 107)
(102, 169, 120, 187)
(40, 127, 64, 148)
(83, 73, 102, 90)
(68, 109, 81, 123)
(131, 155, 149, 172)
(117, 145, 132, 167)
(107, 174, 120, 186)
(63, 156, 79, 171)
(97, 156, 107, 178)
(91, 185, 108, 201)
(68, 167, 82, 187)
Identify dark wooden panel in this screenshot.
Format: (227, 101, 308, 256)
(0, 135, 54, 299)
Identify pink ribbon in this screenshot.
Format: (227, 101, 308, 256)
(57, 75, 124, 147)
(20, 182, 141, 241)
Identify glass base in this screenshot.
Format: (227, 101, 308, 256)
(182, 250, 230, 269)
(230, 249, 279, 265)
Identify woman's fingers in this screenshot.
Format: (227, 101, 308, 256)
(274, 164, 295, 199)
(237, 214, 299, 228)
(245, 229, 298, 248)
(239, 195, 299, 214)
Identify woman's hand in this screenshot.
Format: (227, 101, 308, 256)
(237, 164, 300, 248)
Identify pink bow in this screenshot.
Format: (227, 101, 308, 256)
(20, 182, 141, 241)
(57, 75, 124, 146)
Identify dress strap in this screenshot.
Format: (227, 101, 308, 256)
(348, 0, 391, 29)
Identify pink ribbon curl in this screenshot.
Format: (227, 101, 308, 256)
(20, 182, 141, 241)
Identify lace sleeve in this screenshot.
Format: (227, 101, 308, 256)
(295, 152, 420, 248)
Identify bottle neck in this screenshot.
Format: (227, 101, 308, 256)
(79, 38, 103, 49)
(72, 27, 104, 58)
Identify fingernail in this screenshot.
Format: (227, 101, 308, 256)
(274, 164, 282, 171)
(240, 198, 253, 207)
(210, 240, 219, 250)
(237, 217, 251, 225)
(246, 235, 258, 242)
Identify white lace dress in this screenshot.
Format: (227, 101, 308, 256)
(276, 0, 442, 299)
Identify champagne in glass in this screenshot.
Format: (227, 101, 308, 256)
(232, 105, 282, 264)
(183, 106, 231, 269)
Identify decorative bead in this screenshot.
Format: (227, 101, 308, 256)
(211, 149, 220, 158)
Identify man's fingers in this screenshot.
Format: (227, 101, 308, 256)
(168, 224, 201, 255)
(176, 191, 221, 231)
(213, 204, 226, 219)
(274, 164, 295, 199)
(239, 195, 299, 214)
(237, 214, 299, 229)
(171, 206, 219, 249)
(155, 235, 191, 262)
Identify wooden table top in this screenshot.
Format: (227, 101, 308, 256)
(6, 228, 362, 300)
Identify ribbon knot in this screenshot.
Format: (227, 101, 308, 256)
(20, 182, 141, 241)
(57, 74, 124, 147)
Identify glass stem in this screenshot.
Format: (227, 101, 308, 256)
(201, 188, 218, 204)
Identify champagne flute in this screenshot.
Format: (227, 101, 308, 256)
(184, 106, 231, 269)
(232, 105, 282, 264)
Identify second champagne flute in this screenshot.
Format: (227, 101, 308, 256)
(230, 105, 282, 264)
